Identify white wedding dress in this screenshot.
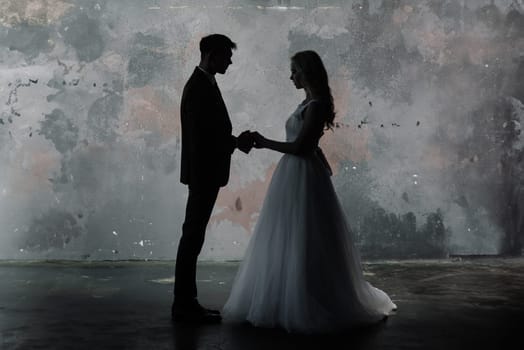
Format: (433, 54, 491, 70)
(223, 100, 397, 333)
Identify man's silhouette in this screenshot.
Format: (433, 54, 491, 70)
(172, 34, 252, 323)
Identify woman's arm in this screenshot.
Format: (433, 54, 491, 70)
(252, 101, 326, 155)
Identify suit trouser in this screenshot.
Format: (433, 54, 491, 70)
(174, 185, 220, 301)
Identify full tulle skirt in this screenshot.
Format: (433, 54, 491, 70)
(222, 153, 396, 333)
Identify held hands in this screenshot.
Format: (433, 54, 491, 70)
(250, 131, 266, 149)
(237, 130, 254, 154)
(236, 130, 266, 154)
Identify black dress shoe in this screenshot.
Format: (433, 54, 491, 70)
(172, 300, 221, 316)
(195, 303, 221, 315)
(172, 308, 222, 324)
(171, 300, 222, 323)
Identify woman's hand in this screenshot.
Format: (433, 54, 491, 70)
(250, 131, 266, 149)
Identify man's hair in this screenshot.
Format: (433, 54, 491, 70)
(199, 34, 237, 57)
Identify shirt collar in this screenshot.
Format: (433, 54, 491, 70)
(197, 66, 217, 86)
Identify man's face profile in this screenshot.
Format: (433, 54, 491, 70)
(212, 48, 233, 74)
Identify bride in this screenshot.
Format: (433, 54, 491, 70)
(222, 50, 397, 333)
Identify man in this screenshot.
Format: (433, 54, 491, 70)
(173, 34, 253, 323)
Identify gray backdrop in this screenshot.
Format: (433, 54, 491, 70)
(1, 0, 523, 260)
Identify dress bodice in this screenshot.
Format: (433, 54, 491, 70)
(284, 99, 332, 175)
(285, 100, 317, 142)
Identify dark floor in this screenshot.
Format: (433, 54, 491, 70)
(0, 258, 523, 350)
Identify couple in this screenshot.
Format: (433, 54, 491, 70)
(172, 34, 396, 333)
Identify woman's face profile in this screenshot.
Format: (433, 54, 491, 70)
(290, 61, 305, 90)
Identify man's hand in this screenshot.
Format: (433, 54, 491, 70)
(237, 130, 254, 154)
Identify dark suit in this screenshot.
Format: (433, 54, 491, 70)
(175, 67, 236, 301)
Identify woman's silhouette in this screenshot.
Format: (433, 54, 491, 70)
(222, 50, 397, 333)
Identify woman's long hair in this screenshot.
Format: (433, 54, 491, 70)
(291, 50, 336, 130)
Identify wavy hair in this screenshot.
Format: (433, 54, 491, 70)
(291, 50, 336, 130)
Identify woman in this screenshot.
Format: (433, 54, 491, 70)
(223, 50, 397, 333)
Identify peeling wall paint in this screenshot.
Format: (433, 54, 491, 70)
(0, 0, 523, 260)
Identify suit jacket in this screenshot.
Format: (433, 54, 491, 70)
(180, 67, 236, 188)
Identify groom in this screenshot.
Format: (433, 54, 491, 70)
(172, 34, 253, 323)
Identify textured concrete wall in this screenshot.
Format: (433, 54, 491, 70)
(0, 0, 523, 260)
